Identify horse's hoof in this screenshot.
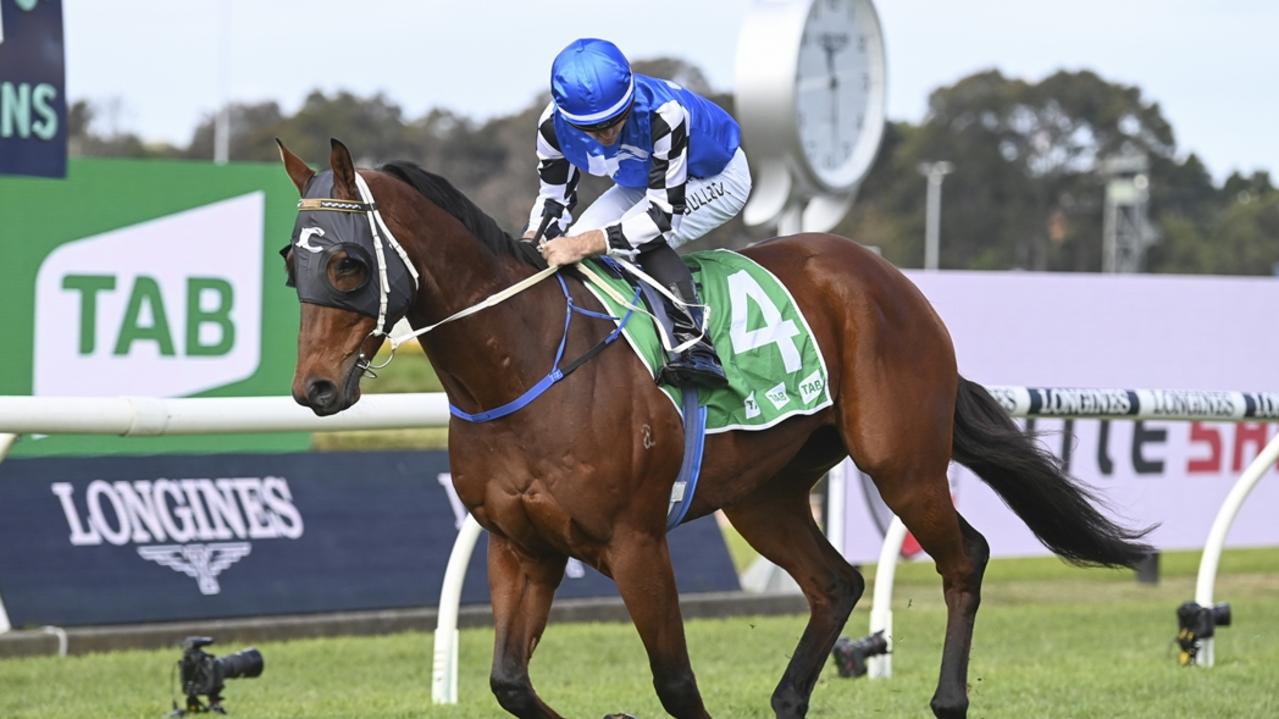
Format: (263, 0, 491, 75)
(602, 714, 638, 719)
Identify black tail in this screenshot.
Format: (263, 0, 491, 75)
(950, 377, 1155, 568)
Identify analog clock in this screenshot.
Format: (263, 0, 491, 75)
(736, 0, 887, 228)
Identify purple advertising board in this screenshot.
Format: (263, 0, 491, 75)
(840, 271, 1279, 563)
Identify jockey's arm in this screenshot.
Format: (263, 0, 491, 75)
(541, 102, 690, 268)
(524, 103, 578, 242)
(602, 101, 689, 258)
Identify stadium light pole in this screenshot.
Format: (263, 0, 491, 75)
(919, 161, 954, 270)
(213, 1, 233, 164)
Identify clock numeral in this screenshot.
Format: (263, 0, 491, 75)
(862, 73, 870, 90)
(858, 35, 867, 53)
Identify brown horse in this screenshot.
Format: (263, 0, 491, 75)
(278, 139, 1151, 719)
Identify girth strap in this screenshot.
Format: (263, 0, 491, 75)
(665, 386, 708, 530)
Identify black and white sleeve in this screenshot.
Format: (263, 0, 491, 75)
(605, 100, 689, 256)
(526, 102, 580, 239)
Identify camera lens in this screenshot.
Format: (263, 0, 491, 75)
(1212, 603, 1231, 627)
(215, 648, 265, 680)
(832, 632, 890, 677)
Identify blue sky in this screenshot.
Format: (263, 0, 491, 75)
(64, 0, 1277, 182)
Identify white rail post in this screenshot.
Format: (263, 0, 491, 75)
(432, 514, 484, 704)
(1190, 431, 1279, 668)
(0, 433, 16, 633)
(825, 462, 846, 546)
(867, 515, 908, 679)
(0, 433, 17, 460)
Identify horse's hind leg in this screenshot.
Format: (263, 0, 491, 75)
(838, 363, 989, 717)
(871, 470, 989, 719)
(607, 530, 711, 719)
(724, 483, 864, 718)
(487, 533, 568, 719)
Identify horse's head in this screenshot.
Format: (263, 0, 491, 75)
(276, 138, 418, 415)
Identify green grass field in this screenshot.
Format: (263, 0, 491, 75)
(2, 548, 1275, 719)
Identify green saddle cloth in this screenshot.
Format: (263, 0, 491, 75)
(581, 249, 832, 433)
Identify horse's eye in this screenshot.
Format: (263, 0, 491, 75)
(326, 251, 369, 293)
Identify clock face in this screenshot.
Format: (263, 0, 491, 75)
(794, 0, 881, 190)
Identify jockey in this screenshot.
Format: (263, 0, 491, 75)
(526, 38, 751, 389)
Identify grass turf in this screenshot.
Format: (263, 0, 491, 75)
(2, 548, 1274, 718)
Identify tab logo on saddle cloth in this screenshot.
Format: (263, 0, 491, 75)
(584, 249, 833, 432)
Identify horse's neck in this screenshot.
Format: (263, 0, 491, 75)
(403, 204, 563, 413)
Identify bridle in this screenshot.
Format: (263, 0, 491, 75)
(293, 172, 559, 378)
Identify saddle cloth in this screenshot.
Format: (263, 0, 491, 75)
(581, 249, 832, 433)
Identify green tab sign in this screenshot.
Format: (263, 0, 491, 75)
(0, 158, 305, 456)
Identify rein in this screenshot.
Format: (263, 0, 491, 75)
(295, 173, 697, 420)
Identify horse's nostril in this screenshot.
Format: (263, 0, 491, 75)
(306, 378, 338, 407)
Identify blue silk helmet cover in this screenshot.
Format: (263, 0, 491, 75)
(551, 38, 634, 126)
(283, 170, 415, 324)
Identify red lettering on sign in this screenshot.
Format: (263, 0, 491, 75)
(1186, 422, 1222, 474)
(1232, 423, 1273, 473)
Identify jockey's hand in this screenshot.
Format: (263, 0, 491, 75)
(540, 230, 606, 267)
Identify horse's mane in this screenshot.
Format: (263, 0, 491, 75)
(379, 161, 548, 269)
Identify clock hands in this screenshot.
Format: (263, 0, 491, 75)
(819, 32, 850, 147)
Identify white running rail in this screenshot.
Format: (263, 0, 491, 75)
(2, 386, 1274, 690)
(863, 386, 1279, 678)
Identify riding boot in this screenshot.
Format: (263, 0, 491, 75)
(660, 282, 729, 389)
(637, 243, 728, 389)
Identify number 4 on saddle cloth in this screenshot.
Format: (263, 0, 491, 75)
(583, 250, 834, 529)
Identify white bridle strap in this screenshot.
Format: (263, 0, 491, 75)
(353, 172, 420, 336)
(385, 258, 708, 355)
(387, 264, 559, 350)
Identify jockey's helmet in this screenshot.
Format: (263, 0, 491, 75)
(550, 38, 634, 129)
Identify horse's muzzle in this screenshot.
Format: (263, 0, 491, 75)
(297, 376, 353, 416)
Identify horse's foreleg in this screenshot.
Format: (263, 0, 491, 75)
(724, 488, 864, 719)
(487, 533, 568, 719)
(607, 531, 712, 719)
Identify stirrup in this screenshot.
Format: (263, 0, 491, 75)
(659, 345, 728, 389)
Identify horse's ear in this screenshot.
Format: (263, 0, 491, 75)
(329, 138, 359, 200)
(275, 138, 314, 196)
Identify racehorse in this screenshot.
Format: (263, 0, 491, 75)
(278, 139, 1152, 719)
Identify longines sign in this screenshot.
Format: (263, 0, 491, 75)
(0, 451, 739, 627)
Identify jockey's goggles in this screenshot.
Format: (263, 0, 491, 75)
(568, 103, 632, 133)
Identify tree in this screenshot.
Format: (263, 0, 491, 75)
(838, 69, 1181, 271)
(67, 99, 180, 159)
(67, 62, 1273, 276)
